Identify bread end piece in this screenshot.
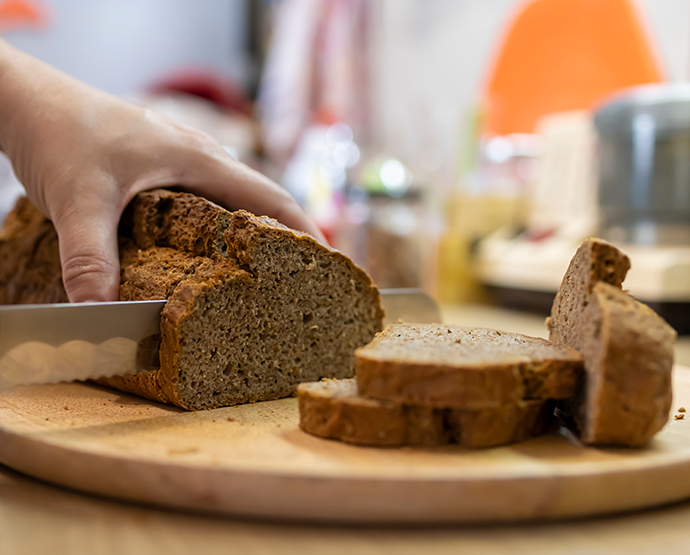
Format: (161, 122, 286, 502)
(548, 237, 675, 446)
(575, 282, 676, 446)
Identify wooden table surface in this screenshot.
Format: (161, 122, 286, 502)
(2, 304, 690, 555)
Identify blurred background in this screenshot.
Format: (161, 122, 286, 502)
(1, 0, 689, 335)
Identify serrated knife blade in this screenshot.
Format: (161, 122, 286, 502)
(0, 300, 166, 392)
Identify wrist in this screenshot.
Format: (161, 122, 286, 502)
(0, 40, 38, 154)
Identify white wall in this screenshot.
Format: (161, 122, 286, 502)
(2, 0, 249, 97)
(638, 0, 690, 82)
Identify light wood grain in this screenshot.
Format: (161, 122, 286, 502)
(1, 367, 690, 524)
(4, 461, 690, 555)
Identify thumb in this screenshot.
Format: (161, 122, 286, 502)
(53, 206, 121, 303)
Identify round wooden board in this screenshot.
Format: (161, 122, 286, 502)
(1, 368, 690, 524)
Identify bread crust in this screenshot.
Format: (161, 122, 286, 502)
(0, 197, 67, 305)
(578, 283, 675, 445)
(355, 324, 583, 409)
(546, 237, 630, 345)
(298, 378, 555, 448)
(547, 238, 676, 446)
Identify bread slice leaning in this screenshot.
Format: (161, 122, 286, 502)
(355, 323, 583, 409)
(0, 191, 384, 410)
(298, 378, 555, 448)
(547, 237, 676, 446)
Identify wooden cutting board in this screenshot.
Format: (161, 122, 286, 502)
(1, 367, 690, 524)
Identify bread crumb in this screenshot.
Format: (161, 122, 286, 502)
(675, 414, 685, 420)
(227, 417, 236, 422)
(679, 407, 686, 413)
(63, 406, 69, 410)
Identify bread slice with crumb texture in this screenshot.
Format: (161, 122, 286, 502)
(355, 323, 583, 410)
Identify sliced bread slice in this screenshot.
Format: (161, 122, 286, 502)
(298, 378, 555, 448)
(547, 238, 676, 446)
(355, 323, 583, 410)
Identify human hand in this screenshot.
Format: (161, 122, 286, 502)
(0, 41, 324, 303)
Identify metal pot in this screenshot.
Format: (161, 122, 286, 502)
(594, 83, 690, 246)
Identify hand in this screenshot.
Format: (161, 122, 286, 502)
(0, 40, 325, 303)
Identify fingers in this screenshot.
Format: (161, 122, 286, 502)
(52, 202, 121, 303)
(176, 146, 327, 244)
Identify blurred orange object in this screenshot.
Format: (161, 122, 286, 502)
(484, 0, 662, 136)
(0, 0, 49, 32)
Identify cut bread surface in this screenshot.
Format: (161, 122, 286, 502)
(355, 323, 583, 409)
(298, 378, 554, 448)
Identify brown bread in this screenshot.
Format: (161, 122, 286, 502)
(0, 197, 67, 304)
(355, 323, 583, 410)
(298, 378, 555, 448)
(0, 190, 384, 410)
(547, 238, 676, 446)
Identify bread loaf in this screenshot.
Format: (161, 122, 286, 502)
(0, 196, 67, 304)
(0, 190, 384, 410)
(298, 378, 555, 448)
(355, 323, 583, 410)
(547, 238, 676, 446)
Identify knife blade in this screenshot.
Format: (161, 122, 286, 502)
(0, 289, 440, 392)
(0, 300, 166, 392)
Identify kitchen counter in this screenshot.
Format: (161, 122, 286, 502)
(2, 304, 690, 554)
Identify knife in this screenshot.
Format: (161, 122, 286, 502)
(0, 300, 165, 392)
(0, 289, 440, 392)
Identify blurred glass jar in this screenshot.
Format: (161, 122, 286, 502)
(336, 159, 425, 289)
(594, 84, 690, 245)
